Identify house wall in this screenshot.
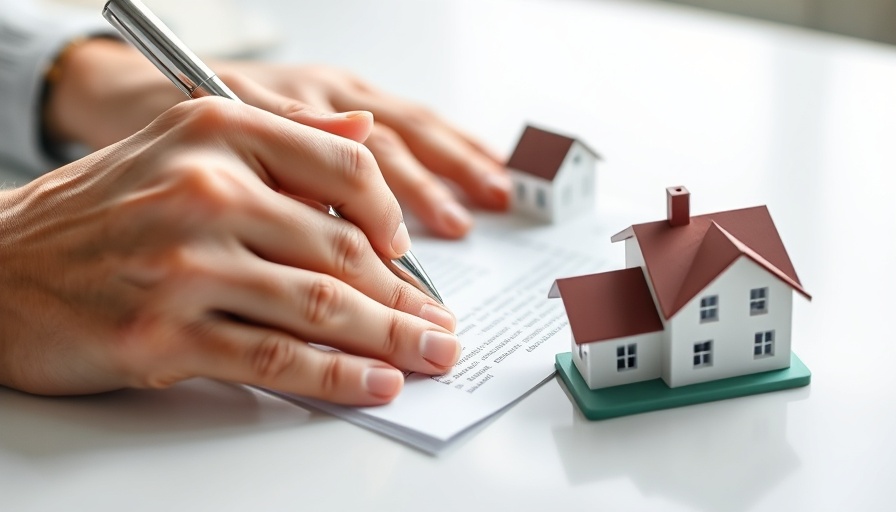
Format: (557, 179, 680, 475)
(665, 257, 794, 388)
(551, 143, 598, 223)
(509, 170, 553, 222)
(573, 331, 663, 390)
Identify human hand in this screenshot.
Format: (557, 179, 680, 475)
(1, 98, 460, 405)
(44, 39, 510, 239)
(214, 61, 511, 238)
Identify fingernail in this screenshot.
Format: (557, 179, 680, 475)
(343, 110, 373, 120)
(364, 367, 404, 398)
(391, 221, 411, 256)
(320, 110, 372, 120)
(438, 201, 473, 234)
(420, 303, 457, 331)
(420, 331, 461, 368)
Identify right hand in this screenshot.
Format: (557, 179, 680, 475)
(0, 98, 460, 405)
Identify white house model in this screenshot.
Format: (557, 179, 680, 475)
(507, 125, 600, 223)
(549, 186, 811, 390)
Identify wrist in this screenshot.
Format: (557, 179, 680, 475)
(42, 38, 184, 152)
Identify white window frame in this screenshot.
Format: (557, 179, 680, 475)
(536, 188, 547, 209)
(693, 340, 713, 368)
(750, 287, 769, 315)
(700, 295, 719, 323)
(753, 330, 775, 358)
(616, 343, 637, 371)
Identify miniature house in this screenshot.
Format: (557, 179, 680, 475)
(549, 186, 811, 390)
(507, 125, 600, 223)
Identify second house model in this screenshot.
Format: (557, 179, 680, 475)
(549, 186, 811, 390)
(507, 125, 601, 223)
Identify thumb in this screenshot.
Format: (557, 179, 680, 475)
(221, 72, 374, 143)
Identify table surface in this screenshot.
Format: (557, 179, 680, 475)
(2, 0, 895, 510)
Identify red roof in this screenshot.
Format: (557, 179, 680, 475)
(611, 206, 811, 319)
(507, 125, 594, 181)
(549, 267, 664, 344)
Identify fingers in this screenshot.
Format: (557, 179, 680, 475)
(365, 125, 473, 238)
(208, 68, 510, 238)
(190, 320, 406, 405)
(230, 192, 455, 331)
(202, 254, 460, 374)
(156, 98, 408, 260)
(234, 76, 474, 238)
(165, 246, 461, 406)
(221, 72, 374, 143)
(334, 93, 512, 211)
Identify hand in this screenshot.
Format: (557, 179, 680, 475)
(1, 98, 460, 405)
(44, 39, 511, 239)
(214, 61, 511, 238)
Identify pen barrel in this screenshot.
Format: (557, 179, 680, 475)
(191, 75, 240, 101)
(386, 253, 444, 305)
(102, 0, 234, 99)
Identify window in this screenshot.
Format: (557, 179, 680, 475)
(700, 295, 719, 323)
(750, 287, 769, 315)
(616, 343, 637, 371)
(516, 182, 526, 202)
(573, 153, 582, 165)
(577, 343, 588, 360)
(754, 330, 775, 358)
(536, 188, 547, 209)
(693, 341, 713, 367)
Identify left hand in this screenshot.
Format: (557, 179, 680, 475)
(44, 39, 510, 238)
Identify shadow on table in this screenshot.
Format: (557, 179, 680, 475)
(0, 378, 333, 458)
(552, 378, 810, 512)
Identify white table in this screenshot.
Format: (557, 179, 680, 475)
(3, 0, 895, 510)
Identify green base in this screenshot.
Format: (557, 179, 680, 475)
(555, 352, 811, 420)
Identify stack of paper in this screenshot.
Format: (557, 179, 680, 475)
(273, 212, 613, 454)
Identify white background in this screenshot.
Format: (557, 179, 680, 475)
(2, 0, 895, 510)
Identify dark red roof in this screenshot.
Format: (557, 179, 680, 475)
(506, 125, 577, 181)
(549, 267, 664, 344)
(611, 206, 811, 320)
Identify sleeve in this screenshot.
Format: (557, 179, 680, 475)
(0, 1, 119, 176)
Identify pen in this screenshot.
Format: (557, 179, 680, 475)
(101, 0, 444, 304)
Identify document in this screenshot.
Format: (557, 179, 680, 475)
(271, 212, 614, 454)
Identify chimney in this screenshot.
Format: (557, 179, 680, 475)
(666, 186, 690, 226)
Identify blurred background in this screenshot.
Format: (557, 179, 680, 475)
(47, 0, 896, 51)
(662, 0, 896, 46)
(43, 0, 281, 57)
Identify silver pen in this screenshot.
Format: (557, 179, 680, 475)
(102, 0, 444, 304)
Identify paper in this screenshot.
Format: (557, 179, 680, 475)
(272, 212, 614, 454)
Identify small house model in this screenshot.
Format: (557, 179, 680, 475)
(507, 125, 600, 223)
(550, 186, 811, 408)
